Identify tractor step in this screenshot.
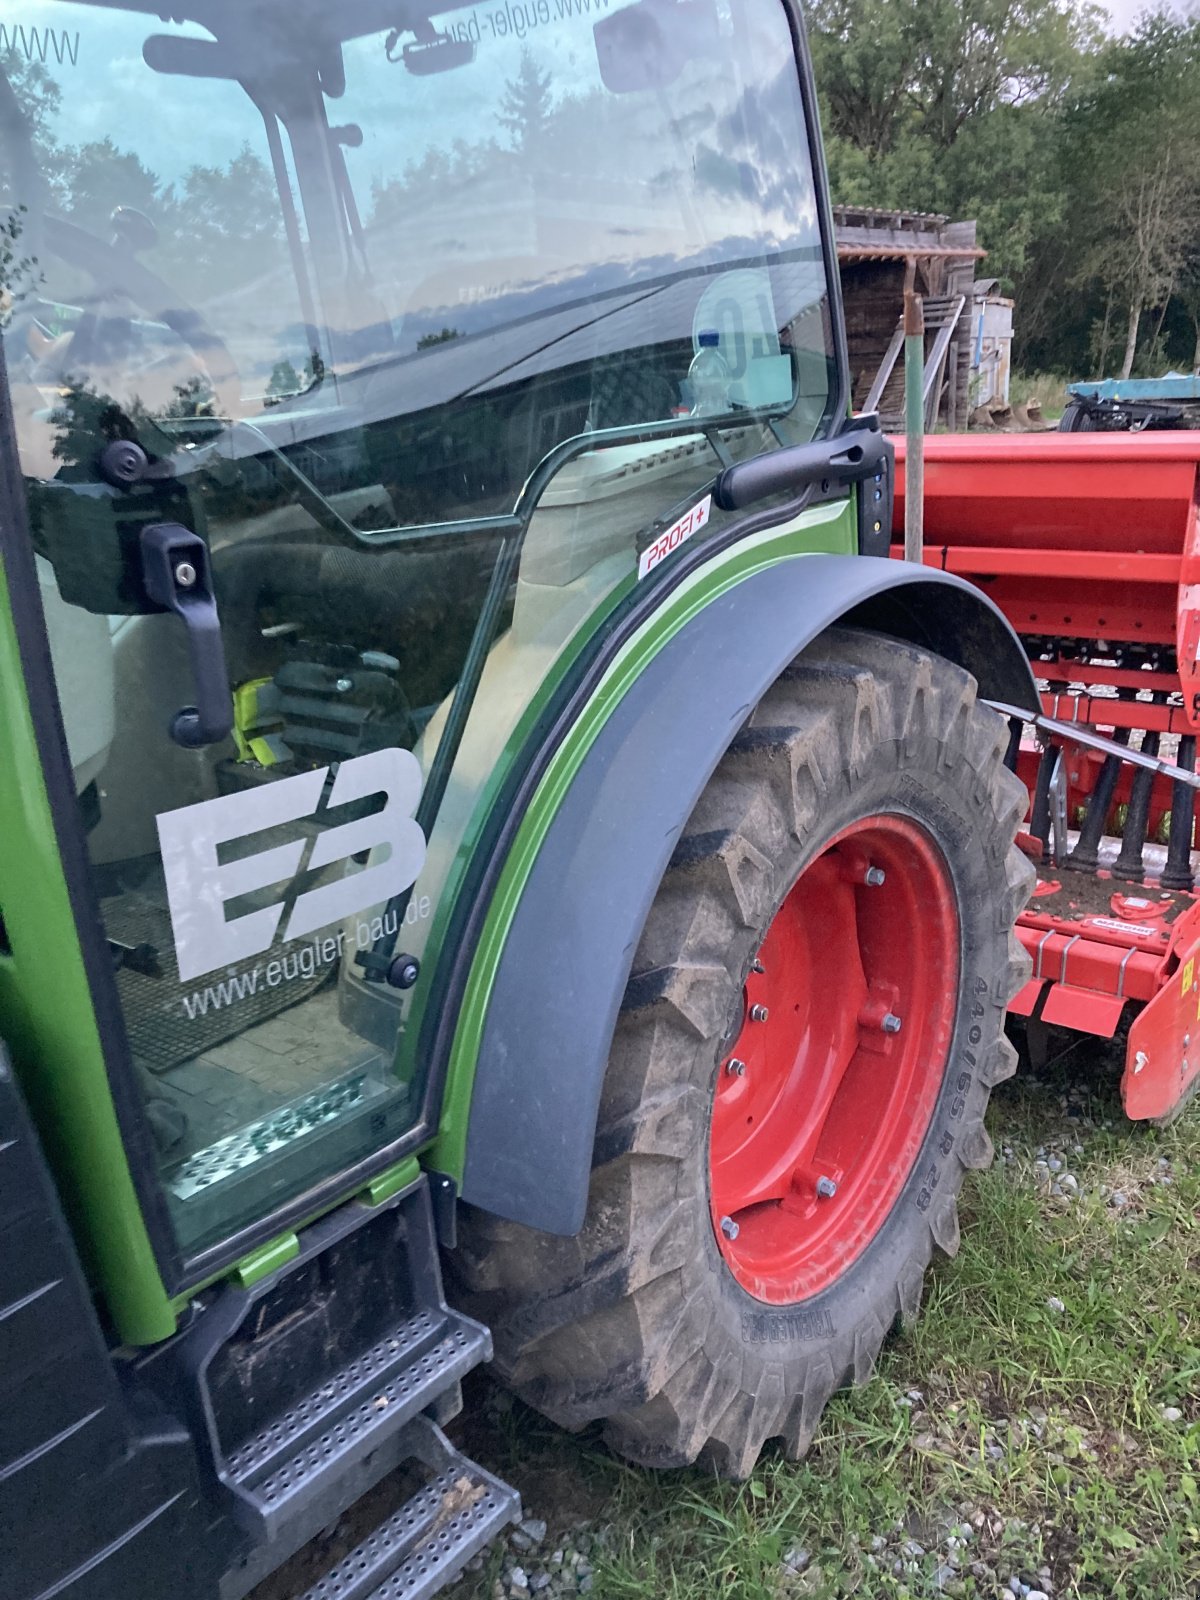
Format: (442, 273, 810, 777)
(137, 1172, 512, 1592)
(295, 1415, 520, 1600)
(224, 1303, 487, 1537)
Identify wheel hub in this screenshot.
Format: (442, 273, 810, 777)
(708, 814, 960, 1303)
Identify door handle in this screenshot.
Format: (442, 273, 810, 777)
(139, 522, 234, 748)
(713, 413, 890, 512)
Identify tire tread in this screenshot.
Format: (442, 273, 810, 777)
(452, 627, 1031, 1474)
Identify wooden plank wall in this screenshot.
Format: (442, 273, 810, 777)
(835, 210, 979, 429)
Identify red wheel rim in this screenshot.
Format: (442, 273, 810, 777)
(709, 814, 959, 1304)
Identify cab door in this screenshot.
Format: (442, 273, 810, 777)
(0, 0, 842, 1294)
(0, 13, 450, 1275)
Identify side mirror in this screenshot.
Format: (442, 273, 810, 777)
(386, 29, 476, 76)
(111, 206, 158, 256)
(143, 35, 238, 80)
(594, 0, 720, 95)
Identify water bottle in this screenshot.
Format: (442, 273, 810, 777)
(688, 329, 731, 417)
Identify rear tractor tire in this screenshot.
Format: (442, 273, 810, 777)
(454, 627, 1034, 1476)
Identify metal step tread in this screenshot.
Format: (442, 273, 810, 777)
(299, 1453, 520, 1600)
(226, 1314, 488, 1528)
(226, 1309, 449, 1480)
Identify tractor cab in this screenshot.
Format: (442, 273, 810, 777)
(2, 0, 839, 1272)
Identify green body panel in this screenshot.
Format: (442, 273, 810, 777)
(0, 558, 176, 1344)
(427, 495, 858, 1181)
(230, 1232, 300, 1291)
(360, 1155, 423, 1208)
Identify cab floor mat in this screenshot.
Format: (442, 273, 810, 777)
(102, 894, 336, 1074)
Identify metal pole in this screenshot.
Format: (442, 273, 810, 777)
(903, 261, 925, 564)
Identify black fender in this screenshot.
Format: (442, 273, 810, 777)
(461, 555, 1036, 1234)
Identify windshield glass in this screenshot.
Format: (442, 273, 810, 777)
(1, 0, 835, 501)
(3, 0, 837, 1260)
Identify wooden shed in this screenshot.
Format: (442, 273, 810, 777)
(834, 207, 984, 430)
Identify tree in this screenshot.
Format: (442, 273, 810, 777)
(807, 0, 1200, 379)
(808, 0, 1101, 352)
(0, 204, 34, 317)
(1104, 148, 1195, 377)
(808, 0, 921, 157)
(496, 49, 553, 154)
(168, 372, 217, 420)
(47, 380, 150, 473)
(808, 0, 1098, 156)
(0, 48, 64, 302)
(0, 45, 61, 155)
(266, 358, 302, 398)
(416, 327, 461, 348)
(1055, 12, 1200, 376)
(54, 138, 160, 238)
(905, 0, 1098, 149)
(1175, 266, 1200, 375)
(159, 144, 286, 300)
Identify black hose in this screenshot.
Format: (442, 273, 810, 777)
(1003, 716, 1022, 774)
(1112, 730, 1160, 883)
(1161, 733, 1196, 892)
(1064, 726, 1130, 873)
(1029, 744, 1058, 865)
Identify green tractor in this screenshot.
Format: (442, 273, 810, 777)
(0, 2, 1036, 1594)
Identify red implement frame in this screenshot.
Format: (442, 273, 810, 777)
(892, 431, 1200, 1122)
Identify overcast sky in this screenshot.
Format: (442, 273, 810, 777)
(1103, 0, 1143, 29)
(1102, 0, 1189, 30)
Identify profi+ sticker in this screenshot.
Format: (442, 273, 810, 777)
(638, 495, 711, 581)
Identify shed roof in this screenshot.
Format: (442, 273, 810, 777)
(833, 205, 985, 264)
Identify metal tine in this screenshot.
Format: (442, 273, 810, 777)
(985, 701, 1200, 792)
(1048, 749, 1068, 866)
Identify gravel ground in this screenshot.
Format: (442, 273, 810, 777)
(461, 1449, 1078, 1600)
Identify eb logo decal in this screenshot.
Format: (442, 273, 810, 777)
(156, 748, 426, 983)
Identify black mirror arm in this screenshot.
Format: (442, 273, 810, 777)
(713, 413, 889, 512)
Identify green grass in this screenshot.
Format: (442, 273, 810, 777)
(1008, 372, 1073, 422)
(453, 1037, 1200, 1600)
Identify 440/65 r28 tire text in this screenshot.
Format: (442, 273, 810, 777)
(454, 626, 1034, 1476)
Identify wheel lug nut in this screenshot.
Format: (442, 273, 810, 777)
(864, 865, 886, 887)
(720, 1215, 740, 1239)
(881, 1012, 902, 1034)
(726, 1057, 746, 1076)
(816, 1176, 838, 1199)
(749, 1004, 769, 1022)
